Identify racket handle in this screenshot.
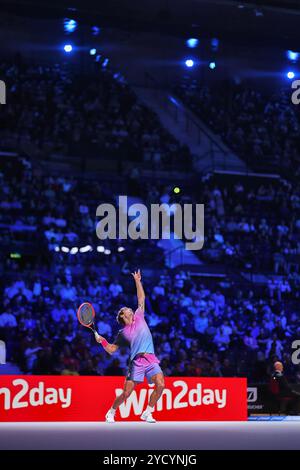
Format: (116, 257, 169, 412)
(94, 331, 101, 342)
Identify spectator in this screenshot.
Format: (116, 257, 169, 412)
(105, 359, 124, 375)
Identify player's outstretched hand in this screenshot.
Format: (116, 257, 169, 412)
(131, 269, 142, 282)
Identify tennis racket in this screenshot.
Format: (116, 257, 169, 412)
(77, 302, 98, 334)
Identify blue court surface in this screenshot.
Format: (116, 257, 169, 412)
(1, 419, 300, 450)
(248, 416, 300, 421)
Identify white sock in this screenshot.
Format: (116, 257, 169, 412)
(110, 407, 116, 414)
(145, 405, 154, 414)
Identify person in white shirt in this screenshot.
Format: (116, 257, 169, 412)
(24, 341, 42, 371)
(152, 283, 165, 298)
(60, 283, 77, 301)
(194, 312, 209, 334)
(0, 312, 17, 328)
(213, 326, 230, 348)
(266, 334, 283, 359)
(221, 320, 233, 338)
(108, 281, 123, 298)
(97, 319, 112, 337)
(51, 304, 68, 323)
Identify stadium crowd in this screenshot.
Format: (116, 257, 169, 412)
(1, 153, 300, 381)
(1, 155, 300, 279)
(0, 58, 191, 170)
(176, 76, 300, 173)
(0, 57, 300, 383)
(1, 268, 299, 381)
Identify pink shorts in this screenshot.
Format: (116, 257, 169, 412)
(126, 353, 163, 384)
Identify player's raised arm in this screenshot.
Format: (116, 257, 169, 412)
(95, 332, 119, 355)
(132, 269, 145, 312)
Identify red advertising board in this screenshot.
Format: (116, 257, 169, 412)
(0, 376, 247, 421)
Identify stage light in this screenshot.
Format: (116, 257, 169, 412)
(185, 59, 194, 68)
(89, 48, 97, 56)
(209, 61, 216, 70)
(64, 18, 77, 34)
(169, 95, 179, 106)
(173, 187, 181, 194)
(92, 26, 100, 36)
(254, 8, 263, 17)
(118, 246, 125, 252)
(61, 246, 70, 253)
(104, 249, 111, 255)
(10, 252, 21, 259)
(211, 38, 219, 51)
(70, 247, 79, 255)
(186, 38, 199, 48)
(287, 50, 299, 62)
(97, 246, 105, 253)
(79, 245, 93, 253)
(102, 58, 109, 68)
(64, 44, 73, 53)
(287, 71, 295, 79)
(54, 246, 60, 252)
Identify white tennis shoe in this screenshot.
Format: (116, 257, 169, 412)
(140, 411, 156, 423)
(105, 409, 116, 423)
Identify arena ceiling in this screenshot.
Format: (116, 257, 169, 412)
(0, 0, 300, 49)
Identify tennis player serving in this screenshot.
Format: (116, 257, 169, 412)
(95, 269, 165, 423)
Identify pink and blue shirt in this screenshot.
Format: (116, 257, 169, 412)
(114, 307, 155, 361)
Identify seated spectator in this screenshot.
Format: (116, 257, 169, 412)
(213, 326, 230, 350)
(243, 329, 259, 350)
(109, 281, 123, 298)
(266, 334, 283, 359)
(0, 310, 17, 328)
(105, 358, 124, 376)
(221, 358, 235, 377)
(60, 282, 77, 301)
(194, 312, 209, 335)
(61, 359, 80, 376)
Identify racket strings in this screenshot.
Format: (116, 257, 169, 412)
(79, 304, 94, 325)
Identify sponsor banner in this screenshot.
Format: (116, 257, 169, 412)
(247, 385, 266, 413)
(247, 384, 300, 414)
(0, 376, 247, 422)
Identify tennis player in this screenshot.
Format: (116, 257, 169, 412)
(95, 269, 165, 423)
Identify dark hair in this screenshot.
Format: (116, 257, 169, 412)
(116, 307, 126, 325)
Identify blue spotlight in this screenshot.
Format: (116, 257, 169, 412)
(211, 38, 219, 51)
(209, 61, 216, 70)
(287, 71, 295, 79)
(92, 26, 101, 36)
(186, 38, 199, 48)
(64, 18, 77, 34)
(64, 44, 73, 53)
(185, 59, 194, 68)
(287, 50, 299, 62)
(102, 58, 109, 68)
(89, 48, 97, 56)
